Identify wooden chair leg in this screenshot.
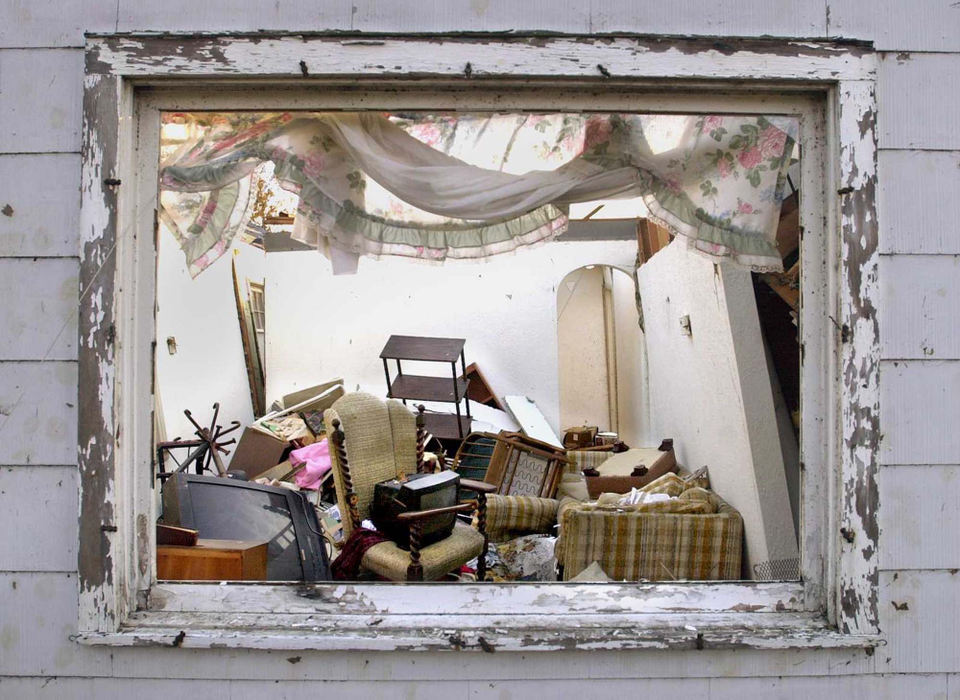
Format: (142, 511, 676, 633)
(407, 521, 424, 581)
(476, 492, 488, 582)
(416, 404, 426, 474)
(331, 418, 361, 531)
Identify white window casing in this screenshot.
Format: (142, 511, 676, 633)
(76, 34, 880, 651)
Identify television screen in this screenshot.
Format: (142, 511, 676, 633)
(160, 474, 330, 581)
(372, 471, 460, 548)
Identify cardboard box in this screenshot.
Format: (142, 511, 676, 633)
(563, 426, 598, 449)
(281, 378, 344, 415)
(229, 427, 288, 479)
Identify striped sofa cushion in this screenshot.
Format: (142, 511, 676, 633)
(555, 491, 742, 581)
(485, 495, 559, 542)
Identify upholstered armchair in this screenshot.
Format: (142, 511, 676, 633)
(325, 392, 494, 581)
(452, 431, 567, 543)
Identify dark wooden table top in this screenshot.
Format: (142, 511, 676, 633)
(380, 335, 466, 362)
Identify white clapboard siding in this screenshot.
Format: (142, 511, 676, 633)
(470, 678, 708, 698)
(827, 0, 960, 52)
(880, 464, 960, 570)
(0, 675, 948, 699)
(0, 1, 116, 49)
(878, 53, 960, 150)
(0, 48, 84, 154)
(116, 1, 352, 34)
(0, 154, 81, 257)
(880, 570, 960, 673)
(880, 255, 960, 359)
(701, 674, 944, 700)
(350, 0, 825, 37)
(0, 258, 77, 361)
(0, 572, 111, 677)
(114, 0, 826, 37)
(0, 361, 76, 465)
(0, 5, 955, 696)
(349, 0, 592, 34)
(110, 645, 875, 683)
(0, 677, 465, 700)
(880, 360, 960, 465)
(0, 466, 78, 571)
(879, 151, 960, 254)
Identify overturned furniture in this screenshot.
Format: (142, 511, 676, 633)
(325, 392, 495, 581)
(452, 431, 569, 543)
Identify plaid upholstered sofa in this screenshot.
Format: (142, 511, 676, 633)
(554, 473, 744, 581)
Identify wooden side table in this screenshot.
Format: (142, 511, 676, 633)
(380, 334, 472, 439)
(157, 538, 269, 581)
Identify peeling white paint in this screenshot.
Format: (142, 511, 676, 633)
(77, 34, 881, 651)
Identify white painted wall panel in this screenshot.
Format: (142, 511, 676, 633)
(0, 49, 83, 154)
(155, 229, 255, 449)
(0, 154, 81, 257)
(265, 240, 637, 433)
(0, 258, 77, 360)
(0, 0, 116, 48)
(637, 240, 797, 575)
(0, 572, 111, 676)
(880, 465, 960, 570)
(880, 570, 960, 673)
(827, 0, 960, 51)
(879, 151, 960, 254)
(880, 360, 960, 465)
(878, 53, 960, 150)
(880, 255, 960, 359)
(0, 361, 76, 465)
(0, 466, 77, 571)
(116, 0, 354, 34)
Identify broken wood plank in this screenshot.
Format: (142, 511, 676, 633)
(760, 261, 800, 311)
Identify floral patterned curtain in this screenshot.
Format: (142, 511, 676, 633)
(160, 111, 797, 276)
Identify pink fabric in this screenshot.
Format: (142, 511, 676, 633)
(291, 439, 332, 490)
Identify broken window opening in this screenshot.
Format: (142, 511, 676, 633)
(154, 109, 802, 586)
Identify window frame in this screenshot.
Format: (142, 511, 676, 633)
(77, 34, 880, 651)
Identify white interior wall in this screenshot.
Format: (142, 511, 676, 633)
(636, 239, 798, 577)
(557, 265, 648, 445)
(611, 265, 649, 446)
(265, 240, 637, 434)
(557, 266, 611, 432)
(155, 225, 261, 449)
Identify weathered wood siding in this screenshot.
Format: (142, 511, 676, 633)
(1, 1, 959, 696)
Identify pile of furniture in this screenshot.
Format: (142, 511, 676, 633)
(453, 437, 744, 582)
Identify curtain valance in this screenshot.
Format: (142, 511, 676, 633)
(159, 111, 797, 276)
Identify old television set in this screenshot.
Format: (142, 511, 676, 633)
(159, 473, 331, 581)
(372, 471, 461, 548)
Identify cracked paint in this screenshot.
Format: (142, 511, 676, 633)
(77, 33, 880, 647)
